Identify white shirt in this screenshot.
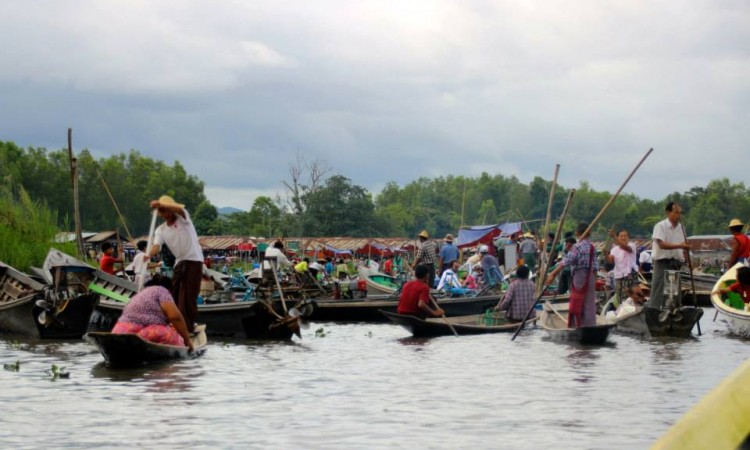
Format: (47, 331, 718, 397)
(652, 218, 686, 261)
(133, 251, 151, 284)
(263, 247, 291, 270)
(610, 243, 637, 279)
(154, 209, 203, 264)
(437, 269, 462, 290)
(639, 250, 652, 265)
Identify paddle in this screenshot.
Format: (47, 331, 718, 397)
(512, 189, 576, 341)
(429, 295, 458, 336)
(681, 225, 702, 336)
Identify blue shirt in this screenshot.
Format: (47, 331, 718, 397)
(439, 243, 459, 265)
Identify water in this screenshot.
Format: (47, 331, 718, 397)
(1, 311, 747, 450)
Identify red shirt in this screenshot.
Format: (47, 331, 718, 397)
(100, 254, 117, 275)
(728, 282, 750, 304)
(384, 259, 393, 274)
(397, 280, 431, 315)
(736, 234, 750, 259)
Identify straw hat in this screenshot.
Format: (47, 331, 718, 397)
(728, 219, 744, 228)
(158, 195, 185, 209)
(444, 233, 454, 242)
(418, 230, 429, 239)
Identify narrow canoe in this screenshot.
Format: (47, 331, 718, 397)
(382, 310, 537, 337)
(87, 324, 207, 367)
(710, 263, 750, 338)
(539, 303, 615, 345)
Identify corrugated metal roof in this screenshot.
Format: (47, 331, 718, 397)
(199, 236, 254, 250)
(85, 231, 126, 243)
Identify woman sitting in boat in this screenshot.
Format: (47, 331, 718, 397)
(494, 265, 535, 322)
(713, 266, 750, 310)
(397, 264, 445, 319)
(111, 275, 194, 351)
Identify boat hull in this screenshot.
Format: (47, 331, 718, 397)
(615, 306, 703, 338)
(540, 305, 614, 345)
(382, 310, 536, 337)
(88, 325, 207, 368)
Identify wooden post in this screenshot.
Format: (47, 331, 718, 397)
(536, 164, 560, 292)
(67, 128, 85, 259)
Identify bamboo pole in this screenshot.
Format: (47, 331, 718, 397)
(96, 169, 135, 245)
(536, 164, 560, 292)
(583, 148, 654, 237)
(66, 129, 85, 259)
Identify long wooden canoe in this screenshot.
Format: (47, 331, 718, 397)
(87, 324, 207, 367)
(382, 310, 537, 337)
(614, 306, 703, 338)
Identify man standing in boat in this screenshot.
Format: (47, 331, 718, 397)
(397, 264, 445, 319)
(438, 233, 459, 276)
(149, 195, 204, 333)
(545, 223, 598, 328)
(412, 230, 439, 288)
(648, 202, 690, 310)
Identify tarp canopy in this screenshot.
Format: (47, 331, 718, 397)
(455, 222, 523, 249)
(355, 242, 394, 257)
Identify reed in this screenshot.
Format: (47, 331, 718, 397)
(0, 184, 76, 272)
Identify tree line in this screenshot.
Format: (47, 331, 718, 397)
(2, 141, 749, 241)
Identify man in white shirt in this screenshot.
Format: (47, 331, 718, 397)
(648, 202, 690, 309)
(437, 261, 469, 296)
(149, 195, 204, 332)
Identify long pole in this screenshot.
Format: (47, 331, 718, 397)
(513, 189, 576, 340)
(681, 225, 702, 336)
(583, 148, 654, 237)
(138, 209, 158, 292)
(537, 164, 560, 293)
(67, 128, 85, 259)
(96, 169, 135, 245)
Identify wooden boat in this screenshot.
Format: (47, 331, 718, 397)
(382, 310, 537, 337)
(88, 270, 311, 339)
(710, 263, 750, 337)
(0, 261, 97, 339)
(357, 265, 401, 295)
(87, 324, 207, 368)
(613, 306, 703, 338)
(539, 302, 615, 345)
(309, 291, 569, 322)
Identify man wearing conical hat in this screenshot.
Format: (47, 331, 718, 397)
(149, 195, 203, 332)
(728, 219, 750, 267)
(412, 230, 439, 288)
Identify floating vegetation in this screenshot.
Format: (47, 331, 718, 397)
(3, 360, 20, 372)
(366, 331, 373, 338)
(47, 364, 70, 380)
(315, 327, 330, 338)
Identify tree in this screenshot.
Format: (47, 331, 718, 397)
(193, 200, 219, 235)
(301, 175, 376, 237)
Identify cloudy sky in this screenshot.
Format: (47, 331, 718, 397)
(1, 1, 748, 209)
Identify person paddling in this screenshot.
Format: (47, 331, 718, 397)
(397, 264, 445, 319)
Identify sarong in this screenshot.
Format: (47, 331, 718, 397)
(112, 322, 185, 346)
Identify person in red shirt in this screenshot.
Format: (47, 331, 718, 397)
(397, 264, 445, 318)
(728, 219, 750, 267)
(99, 242, 123, 276)
(714, 266, 750, 306)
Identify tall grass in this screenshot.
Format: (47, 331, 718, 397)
(0, 184, 76, 272)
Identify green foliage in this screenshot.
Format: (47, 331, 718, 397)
(0, 184, 76, 271)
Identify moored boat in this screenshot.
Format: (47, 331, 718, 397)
(87, 324, 207, 368)
(357, 265, 401, 295)
(0, 260, 97, 339)
(382, 310, 537, 337)
(539, 302, 615, 345)
(710, 263, 750, 338)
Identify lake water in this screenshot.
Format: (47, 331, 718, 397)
(1, 310, 748, 449)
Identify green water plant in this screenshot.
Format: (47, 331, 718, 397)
(3, 360, 20, 372)
(315, 327, 330, 338)
(47, 364, 70, 380)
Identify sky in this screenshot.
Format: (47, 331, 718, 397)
(1, 1, 748, 210)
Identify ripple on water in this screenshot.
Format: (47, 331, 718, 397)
(0, 315, 748, 449)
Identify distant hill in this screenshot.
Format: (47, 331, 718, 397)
(218, 206, 244, 215)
